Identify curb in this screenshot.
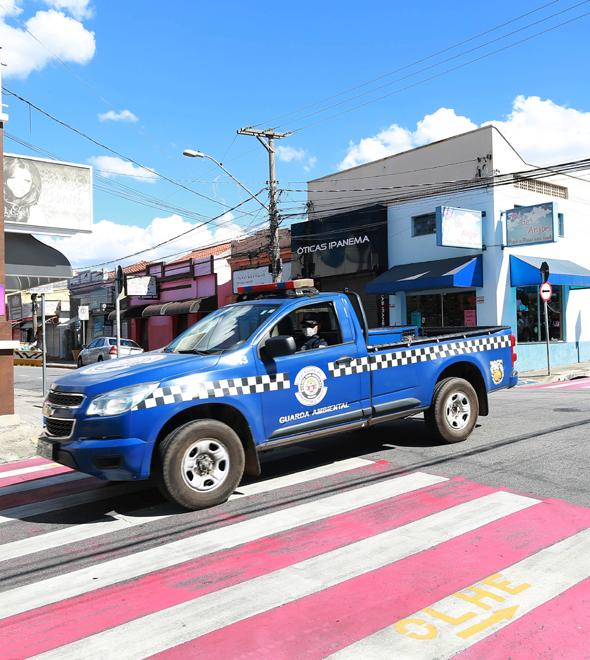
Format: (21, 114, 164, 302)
(519, 369, 590, 385)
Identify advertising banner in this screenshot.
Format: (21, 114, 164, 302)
(4, 153, 92, 236)
(506, 202, 558, 247)
(0, 285, 4, 317)
(7, 293, 22, 321)
(435, 206, 483, 249)
(232, 262, 292, 293)
(126, 276, 157, 297)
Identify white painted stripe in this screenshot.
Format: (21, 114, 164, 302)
(0, 472, 448, 619)
(0, 472, 88, 497)
(0, 463, 62, 480)
(36, 491, 539, 659)
(0, 458, 373, 563)
(331, 528, 590, 659)
(232, 457, 373, 497)
(0, 484, 144, 526)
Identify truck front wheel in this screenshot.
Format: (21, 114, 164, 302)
(424, 377, 479, 444)
(157, 420, 245, 510)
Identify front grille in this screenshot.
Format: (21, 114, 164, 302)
(47, 391, 84, 407)
(46, 418, 75, 439)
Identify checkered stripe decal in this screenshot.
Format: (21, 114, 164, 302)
(133, 373, 290, 410)
(328, 335, 511, 377)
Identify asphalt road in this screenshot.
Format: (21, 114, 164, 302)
(13, 365, 590, 506)
(4, 370, 590, 655)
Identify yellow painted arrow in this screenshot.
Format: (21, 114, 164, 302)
(456, 605, 519, 639)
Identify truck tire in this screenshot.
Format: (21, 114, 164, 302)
(157, 420, 245, 510)
(424, 377, 479, 444)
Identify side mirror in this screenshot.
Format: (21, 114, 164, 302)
(262, 335, 296, 360)
(81, 344, 87, 349)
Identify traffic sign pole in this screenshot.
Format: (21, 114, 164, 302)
(539, 281, 552, 377)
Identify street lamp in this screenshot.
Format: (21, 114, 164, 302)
(182, 149, 269, 211)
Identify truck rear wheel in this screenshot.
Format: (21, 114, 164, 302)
(157, 420, 245, 510)
(424, 377, 479, 444)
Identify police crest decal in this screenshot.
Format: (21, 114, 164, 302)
(490, 359, 505, 384)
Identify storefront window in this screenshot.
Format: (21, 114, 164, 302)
(516, 286, 563, 342)
(406, 290, 477, 328)
(411, 213, 436, 236)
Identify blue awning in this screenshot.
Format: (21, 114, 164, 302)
(510, 255, 590, 288)
(366, 255, 483, 294)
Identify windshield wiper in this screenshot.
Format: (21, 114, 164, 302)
(175, 349, 211, 355)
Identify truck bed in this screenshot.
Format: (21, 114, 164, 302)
(366, 325, 509, 352)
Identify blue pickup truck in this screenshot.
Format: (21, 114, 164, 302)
(39, 280, 517, 509)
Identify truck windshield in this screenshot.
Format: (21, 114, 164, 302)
(165, 304, 279, 354)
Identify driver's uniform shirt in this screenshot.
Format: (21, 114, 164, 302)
(301, 335, 328, 351)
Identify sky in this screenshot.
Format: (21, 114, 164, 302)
(1, 0, 590, 268)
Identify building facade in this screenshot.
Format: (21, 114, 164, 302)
(307, 126, 590, 372)
(230, 229, 292, 293)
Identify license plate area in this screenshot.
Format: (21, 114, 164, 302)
(37, 438, 55, 460)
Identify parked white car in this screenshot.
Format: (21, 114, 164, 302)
(77, 337, 143, 367)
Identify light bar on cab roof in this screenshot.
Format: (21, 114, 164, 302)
(237, 279, 315, 294)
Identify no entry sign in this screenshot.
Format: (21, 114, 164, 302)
(539, 281, 553, 302)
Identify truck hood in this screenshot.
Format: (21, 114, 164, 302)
(52, 351, 222, 396)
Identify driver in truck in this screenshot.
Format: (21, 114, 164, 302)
(300, 314, 328, 351)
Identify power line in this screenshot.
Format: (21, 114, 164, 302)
(291, 6, 590, 133)
(250, 0, 561, 130)
(2, 87, 240, 211)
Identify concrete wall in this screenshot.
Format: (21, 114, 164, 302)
(308, 127, 494, 219)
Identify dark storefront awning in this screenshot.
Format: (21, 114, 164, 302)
(366, 255, 483, 294)
(142, 299, 203, 318)
(510, 255, 590, 288)
(107, 305, 148, 322)
(5, 233, 72, 292)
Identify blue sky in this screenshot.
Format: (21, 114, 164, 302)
(2, 0, 590, 266)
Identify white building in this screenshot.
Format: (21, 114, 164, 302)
(307, 126, 590, 372)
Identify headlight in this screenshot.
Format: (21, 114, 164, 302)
(87, 382, 159, 417)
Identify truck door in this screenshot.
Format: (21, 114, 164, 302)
(256, 300, 367, 441)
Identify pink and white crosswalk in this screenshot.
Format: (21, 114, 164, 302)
(523, 377, 590, 390)
(0, 455, 589, 658)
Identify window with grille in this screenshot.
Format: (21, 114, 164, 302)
(513, 177, 568, 199)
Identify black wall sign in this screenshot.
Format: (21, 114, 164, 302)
(291, 205, 388, 279)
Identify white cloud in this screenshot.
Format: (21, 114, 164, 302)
(0, 0, 22, 18)
(339, 96, 590, 170)
(0, 8, 95, 78)
(98, 109, 139, 123)
(277, 145, 306, 163)
(41, 213, 245, 268)
(89, 155, 158, 183)
(484, 95, 590, 165)
(43, 0, 92, 20)
(339, 108, 476, 170)
(304, 156, 317, 173)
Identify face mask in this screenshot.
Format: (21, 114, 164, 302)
(303, 326, 317, 338)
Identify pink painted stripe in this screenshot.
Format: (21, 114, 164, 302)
(525, 378, 590, 390)
(0, 465, 73, 489)
(457, 577, 590, 660)
(0, 475, 101, 509)
(155, 498, 590, 660)
(0, 477, 494, 657)
(0, 457, 50, 473)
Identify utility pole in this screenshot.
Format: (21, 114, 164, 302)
(0, 63, 14, 417)
(237, 127, 291, 282)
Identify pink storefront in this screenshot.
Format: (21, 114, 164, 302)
(123, 244, 232, 351)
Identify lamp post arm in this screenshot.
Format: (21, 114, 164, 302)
(202, 154, 269, 211)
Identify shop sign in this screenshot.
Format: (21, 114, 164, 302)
(232, 262, 292, 293)
(7, 293, 22, 321)
(126, 276, 157, 297)
(435, 206, 483, 250)
(4, 153, 92, 236)
(291, 207, 388, 279)
(506, 202, 558, 247)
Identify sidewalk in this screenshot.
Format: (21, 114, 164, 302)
(519, 359, 590, 384)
